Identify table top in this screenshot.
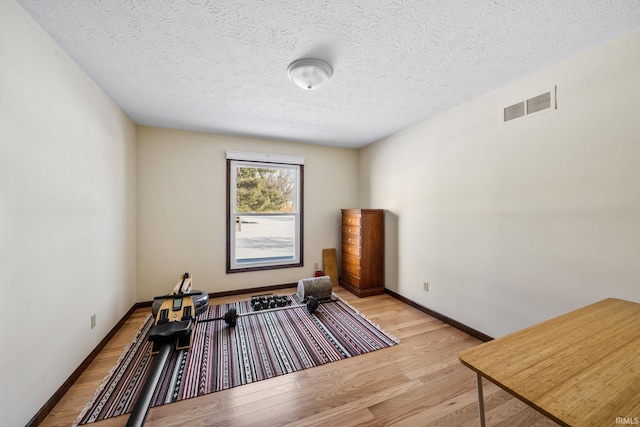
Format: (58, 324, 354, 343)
(459, 298, 640, 426)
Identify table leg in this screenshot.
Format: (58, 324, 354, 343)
(475, 372, 486, 427)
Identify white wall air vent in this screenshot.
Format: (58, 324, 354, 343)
(503, 86, 557, 123)
(504, 101, 525, 122)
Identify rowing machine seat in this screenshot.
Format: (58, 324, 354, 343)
(148, 319, 193, 343)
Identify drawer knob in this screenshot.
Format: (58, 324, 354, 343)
(348, 219, 352, 223)
(348, 228, 352, 233)
(348, 248, 351, 252)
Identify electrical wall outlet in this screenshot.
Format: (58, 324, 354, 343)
(314, 262, 319, 270)
(91, 314, 96, 329)
(423, 282, 429, 292)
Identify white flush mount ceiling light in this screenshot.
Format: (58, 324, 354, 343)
(287, 58, 333, 90)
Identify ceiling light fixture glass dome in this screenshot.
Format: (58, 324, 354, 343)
(287, 58, 333, 90)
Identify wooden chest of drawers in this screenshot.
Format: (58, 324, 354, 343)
(339, 209, 384, 297)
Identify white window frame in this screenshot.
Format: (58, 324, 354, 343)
(226, 152, 304, 273)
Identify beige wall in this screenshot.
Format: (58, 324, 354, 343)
(360, 29, 640, 338)
(1, 2, 137, 426)
(136, 127, 359, 301)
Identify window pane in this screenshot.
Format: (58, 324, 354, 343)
(235, 166, 296, 213)
(235, 215, 296, 265)
(227, 158, 303, 273)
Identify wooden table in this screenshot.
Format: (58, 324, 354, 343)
(459, 298, 640, 426)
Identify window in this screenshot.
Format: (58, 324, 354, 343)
(226, 151, 303, 272)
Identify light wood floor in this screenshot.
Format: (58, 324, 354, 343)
(40, 287, 560, 427)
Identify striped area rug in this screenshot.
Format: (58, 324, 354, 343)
(74, 294, 398, 425)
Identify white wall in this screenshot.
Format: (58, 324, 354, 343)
(359, 29, 640, 338)
(0, 2, 137, 426)
(136, 126, 358, 301)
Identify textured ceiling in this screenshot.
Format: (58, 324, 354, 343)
(17, 0, 640, 148)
